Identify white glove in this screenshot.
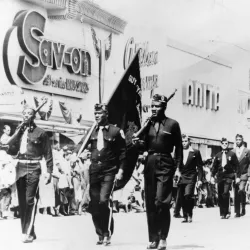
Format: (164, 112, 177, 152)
(235, 178, 240, 184)
(197, 180, 202, 187)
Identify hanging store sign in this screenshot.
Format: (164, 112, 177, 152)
(182, 80, 220, 111)
(123, 37, 158, 70)
(3, 10, 91, 99)
(124, 37, 159, 97)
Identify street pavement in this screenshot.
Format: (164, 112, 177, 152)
(0, 206, 250, 250)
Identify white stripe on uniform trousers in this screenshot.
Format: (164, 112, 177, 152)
(27, 181, 39, 236)
(107, 179, 117, 237)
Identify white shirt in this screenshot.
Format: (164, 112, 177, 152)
(236, 145, 244, 159)
(0, 134, 10, 144)
(183, 146, 193, 165)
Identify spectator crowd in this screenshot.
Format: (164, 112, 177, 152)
(0, 130, 250, 220)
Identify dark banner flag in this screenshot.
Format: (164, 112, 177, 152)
(76, 52, 142, 190)
(107, 51, 142, 190)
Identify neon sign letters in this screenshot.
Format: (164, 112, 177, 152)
(3, 10, 91, 98)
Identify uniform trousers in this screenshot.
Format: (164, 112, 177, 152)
(234, 179, 247, 214)
(16, 168, 40, 236)
(179, 182, 195, 218)
(89, 170, 116, 238)
(173, 186, 182, 216)
(217, 178, 232, 216)
(144, 154, 174, 242)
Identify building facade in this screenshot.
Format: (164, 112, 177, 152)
(120, 24, 250, 159)
(1, 0, 250, 157)
(0, 0, 127, 146)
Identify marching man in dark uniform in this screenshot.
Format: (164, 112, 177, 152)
(7, 105, 53, 243)
(232, 134, 250, 217)
(74, 103, 126, 246)
(211, 137, 239, 219)
(133, 94, 182, 250)
(179, 134, 203, 223)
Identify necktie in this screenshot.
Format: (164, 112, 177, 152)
(154, 122, 160, 134)
(236, 147, 241, 158)
(97, 126, 104, 151)
(221, 151, 227, 169)
(19, 128, 28, 154)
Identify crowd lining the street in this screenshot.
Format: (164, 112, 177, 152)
(1, 143, 249, 219)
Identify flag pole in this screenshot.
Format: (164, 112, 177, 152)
(105, 50, 140, 104)
(76, 50, 141, 157)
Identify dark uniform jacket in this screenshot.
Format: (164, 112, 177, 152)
(232, 147, 250, 180)
(75, 124, 126, 176)
(11, 123, 53, 173)
(143, 116, 183, 171)
(179, 148, 203, 184)
(211, 150, 239, 181)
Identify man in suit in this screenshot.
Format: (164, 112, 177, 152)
(232, 134, 250, 217)
(179, 134, 203, 223)
(211, 138, 239, 219)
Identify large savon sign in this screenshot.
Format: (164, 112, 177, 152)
(3, 10, 91, 99)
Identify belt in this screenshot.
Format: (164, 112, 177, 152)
(18, 160, 40, 164)
(91, 160, 116, 165)
(148, 152, 171, 157)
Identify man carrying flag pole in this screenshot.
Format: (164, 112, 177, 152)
(132, 91, 182, 250)
(74, 52, 142, 246)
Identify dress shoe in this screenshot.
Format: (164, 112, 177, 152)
(22, 234, 34, 243)
(173, 214, 182, 218)
(38, 208, 44, 214)
(188, 216, 192, 223)
(103, 236, 111, 246)
(224, 214, 230, 219)
(240, 208, 246, 217)
(182, 217, 188, 223)
(158, 240, 167, 250)
(96, 236, 104, 245)
(32, 233, 37, 240)
(147, 241, 159, 249)
(220, 215, 225, 219)
(235, 213, 241, 218)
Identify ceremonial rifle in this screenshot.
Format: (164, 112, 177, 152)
(5, 98, 48, 147)
(133, 88, 177, 139)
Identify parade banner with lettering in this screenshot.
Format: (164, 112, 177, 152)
(108, 51, 142, 190)
(76, 52, 141, 190)
(123, 35, 160, 123)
